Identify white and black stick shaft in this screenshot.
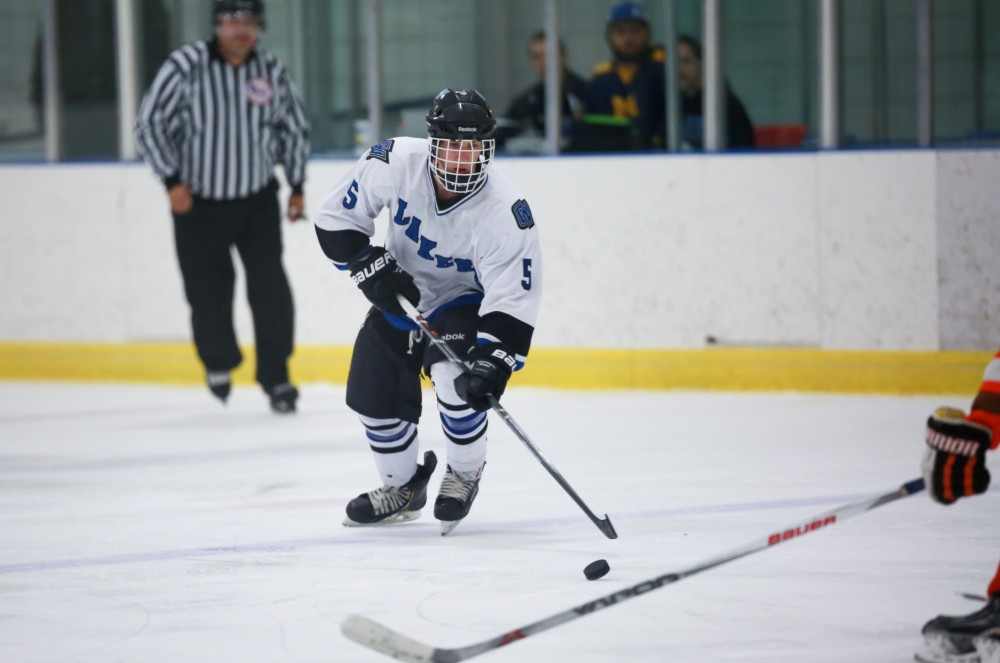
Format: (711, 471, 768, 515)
(342, 477, 925, 663)
(395, 295, 617, 540)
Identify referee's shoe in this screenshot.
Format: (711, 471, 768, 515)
(267, 382, 299, 414)
(207, 371, 232, 404)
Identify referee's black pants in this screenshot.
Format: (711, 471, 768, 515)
(172, 180, 294, 392)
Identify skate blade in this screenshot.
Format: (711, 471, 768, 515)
(439, 519, 464, 536)
(342, 509, 421, 528)
(920, 630, 983, 663)
(915, 640, 981, 663)
(974, 631, 1000, 663)
(914, 652, 980, 663)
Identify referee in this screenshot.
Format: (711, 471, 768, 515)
(136, 0, 309, 414)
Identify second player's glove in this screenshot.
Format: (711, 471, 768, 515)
(454, 342, 517, 412)
(922, 406, 992, 505)
(348, 246, 420, 317)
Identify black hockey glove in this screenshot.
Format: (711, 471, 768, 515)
(454, 342, 517, 412)
(922, 407, 992, 505)
(348, 246, 420, 317)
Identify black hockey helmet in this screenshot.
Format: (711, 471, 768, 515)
(213, 0, 265, 26)
(425, 89, 497, 194)
(425, 89, 497, 141)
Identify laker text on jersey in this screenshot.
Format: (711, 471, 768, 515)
(393, 198, 477, 275)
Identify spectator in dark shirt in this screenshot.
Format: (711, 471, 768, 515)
(677, 34, 755, 150)
(582, 1, 666, 151)
(501, 31, 586, 150)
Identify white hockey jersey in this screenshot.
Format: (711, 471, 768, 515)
(316, 137, 542, 359)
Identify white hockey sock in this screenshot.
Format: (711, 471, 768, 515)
(359, 415, 419, 488)
(431, 361, 487, 474)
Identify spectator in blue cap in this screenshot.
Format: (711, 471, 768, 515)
(608, 0, 648, 25)
(581, 1, 666, 150)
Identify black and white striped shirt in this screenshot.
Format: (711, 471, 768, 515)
(136, 38, 310, 201)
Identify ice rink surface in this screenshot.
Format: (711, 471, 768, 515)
(1, 380, 997, 663)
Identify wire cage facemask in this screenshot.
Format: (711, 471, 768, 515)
(428, 137, 495, 194)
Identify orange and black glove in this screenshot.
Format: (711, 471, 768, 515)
(922, 407, 992, 504)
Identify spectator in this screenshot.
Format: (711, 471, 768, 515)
(500, 31, 586, 150)
(135, 0, 310, 413)
(677, 34, 755, 150)
(581, 1, 666, 151)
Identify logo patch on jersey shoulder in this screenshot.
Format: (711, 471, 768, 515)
(366, 139, 395, 164)
(246, 77, 273, 106)
(511, 199, 535, 229)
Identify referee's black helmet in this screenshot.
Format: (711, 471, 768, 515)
(213, 0, 265, 26)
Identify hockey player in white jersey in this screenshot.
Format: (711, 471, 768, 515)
(314, 89, 542, 534)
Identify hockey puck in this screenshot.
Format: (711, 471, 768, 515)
(583, 559, 610, 581)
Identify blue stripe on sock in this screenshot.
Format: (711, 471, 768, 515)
(365, 423, 410, 443)
(440, 411, 486, 435)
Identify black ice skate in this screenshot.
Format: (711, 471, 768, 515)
(267, 382, 298, 414)
(434, 463, 484, 536)
(916, 595, 1000, 663)
(343, 451, 437, 527)
(206, 370, 231, 404)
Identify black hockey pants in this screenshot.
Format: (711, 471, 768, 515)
(172, 180, 294, 391)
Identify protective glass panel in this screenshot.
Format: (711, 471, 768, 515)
(47, 0, 119, 160)
(0, 0, 45, 161)
(3, 0, 999, 161)
(934, 0, 1000, 145)
(722, 0, 817, 151)
(841, 0, 918, 146)
(840, 0, 1000, 147)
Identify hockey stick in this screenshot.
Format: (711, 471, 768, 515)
(342, 477, 925, 662)
(395, 294, 617, 540)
